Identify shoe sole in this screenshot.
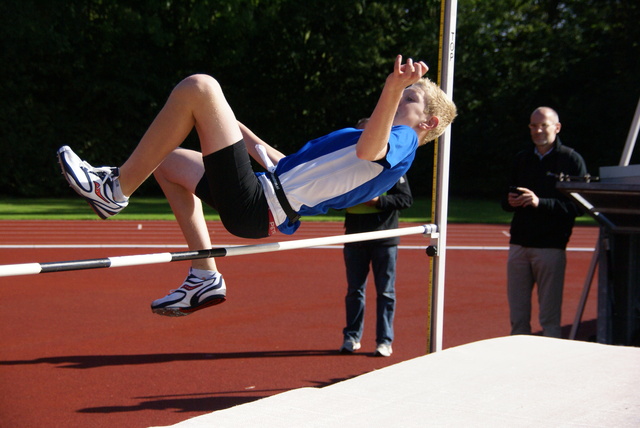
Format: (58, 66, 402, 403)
(152, 296, 226, 317)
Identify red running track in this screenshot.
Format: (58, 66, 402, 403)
(0, 221, 599, 428)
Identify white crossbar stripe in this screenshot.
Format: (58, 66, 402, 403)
(0, 224, 436, 277)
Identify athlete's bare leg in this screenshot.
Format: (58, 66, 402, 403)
(117, 74, 242, 197)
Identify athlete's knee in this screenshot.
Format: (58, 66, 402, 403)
(153, 149, 188, 184)
(176, 74, 222, 98)
(153, 152, 174, 184)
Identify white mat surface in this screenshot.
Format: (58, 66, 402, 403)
(151, 336, 640, 427)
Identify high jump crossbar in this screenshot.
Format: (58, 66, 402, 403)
(0, 224, 437, 278)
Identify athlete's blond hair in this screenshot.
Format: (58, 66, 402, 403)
(411, 78, 457, 144)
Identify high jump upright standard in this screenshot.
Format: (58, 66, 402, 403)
(428, 0, 458, 353)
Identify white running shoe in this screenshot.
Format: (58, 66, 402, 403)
(151, 269, 227, 317)
(57, 145, 129, 219)
(340, 338, 362, 354)
(374, 343, 393, 357)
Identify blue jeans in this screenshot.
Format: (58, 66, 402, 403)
(343, 245, 398, 345)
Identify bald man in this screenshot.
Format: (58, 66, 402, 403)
(501, 107, 587, 338)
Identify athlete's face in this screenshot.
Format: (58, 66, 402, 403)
(394, 87, 429, 128)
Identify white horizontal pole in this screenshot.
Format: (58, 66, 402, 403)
(224, 224, 436, 256)
(0, 224, 436, 277)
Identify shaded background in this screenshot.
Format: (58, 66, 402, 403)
(1, 0, 638, 199)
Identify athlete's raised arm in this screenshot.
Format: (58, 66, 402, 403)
(356, 55, 428, 161)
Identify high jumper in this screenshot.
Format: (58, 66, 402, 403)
(57, 55, 456, 317)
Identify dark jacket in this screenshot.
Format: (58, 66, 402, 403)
(501, 137, 587, 249)
(344, 175, 413, 246)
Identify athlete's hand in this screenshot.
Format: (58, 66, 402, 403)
(387, 55, 428, 88)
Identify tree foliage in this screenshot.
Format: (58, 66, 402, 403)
(1, 0, 638, 199)
(454, 0, 640, 195)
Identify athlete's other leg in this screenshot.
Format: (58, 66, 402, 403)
(154, 148, 216, 272)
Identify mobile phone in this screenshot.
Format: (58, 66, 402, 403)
(509, 186, 523, 195)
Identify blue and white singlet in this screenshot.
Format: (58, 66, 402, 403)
(257, 125, 418, 234)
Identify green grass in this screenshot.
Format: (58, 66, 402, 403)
(0, 197, 597, 225)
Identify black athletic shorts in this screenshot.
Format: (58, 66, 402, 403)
(194, 140, 271, 239)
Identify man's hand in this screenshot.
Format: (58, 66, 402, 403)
(508, 187, 539, 208)
(363, 196, 380, 207)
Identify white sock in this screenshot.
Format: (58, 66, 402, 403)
(190, 267, 218, 280)
(112, 177, 129, 202)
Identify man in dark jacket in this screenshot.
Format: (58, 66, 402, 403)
(502, 106, 587, 338)
(340, 173, 413, 356)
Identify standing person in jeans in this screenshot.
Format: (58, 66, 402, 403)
(502, 106, 587, 338)
(341, 118, 413, 357)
